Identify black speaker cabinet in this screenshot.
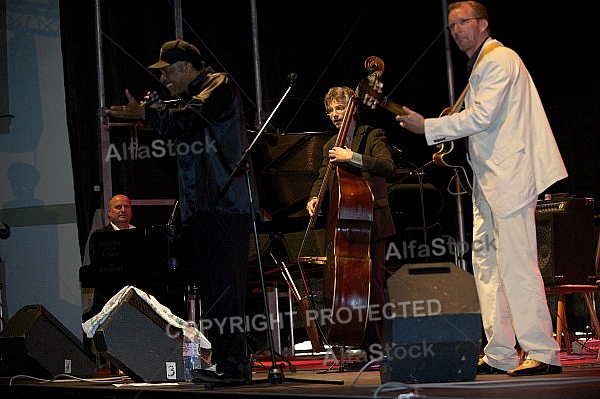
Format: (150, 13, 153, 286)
(535, 196, 596, 285)
(93, 289, 185, 382)
(381, 262, 481, 384)
(0, 304, 96, 378)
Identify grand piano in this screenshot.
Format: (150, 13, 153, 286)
(79, 225, 193, 319)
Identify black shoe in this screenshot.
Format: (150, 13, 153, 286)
(342, 361, 366, 371)
(506, 359, 562, 377)
(216, 360, 252, 382)
(190, 368, 250, 384)
(343, 360, 379, 371)
(477, 358, 506, 375)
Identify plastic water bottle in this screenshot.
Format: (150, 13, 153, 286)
(182, 322, 200, 382)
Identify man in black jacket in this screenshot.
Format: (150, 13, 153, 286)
(107, 40, 255, 381)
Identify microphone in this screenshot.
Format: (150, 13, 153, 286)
(143, 92, 161, 108)
(287, 72, 298, 87)
(142, 84, 173, 108)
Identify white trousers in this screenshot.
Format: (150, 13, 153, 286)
(472, 192, 561, 369)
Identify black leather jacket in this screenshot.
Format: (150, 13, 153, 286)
(145, 67, 257, 222)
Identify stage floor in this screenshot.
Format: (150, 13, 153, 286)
(2, 352, 600, 399)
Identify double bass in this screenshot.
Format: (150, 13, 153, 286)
(298, 56, 384, 348)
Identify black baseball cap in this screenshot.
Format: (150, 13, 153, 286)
(148, 39, 202, 69)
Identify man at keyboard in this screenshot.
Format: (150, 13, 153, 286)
(97, 194, 135, 231)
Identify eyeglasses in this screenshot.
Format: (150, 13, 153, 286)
(447, 17, 481, 31)
(326, 105, 347, 116)
(160, 61, 183, 76)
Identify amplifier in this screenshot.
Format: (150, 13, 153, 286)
(93, 289, 185, 382)
(381, 262, 481, 383)
(535, 195, 596, 285)
(0, 304, 96, 378)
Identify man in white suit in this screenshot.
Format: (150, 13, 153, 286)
(395, 1, 567, 376)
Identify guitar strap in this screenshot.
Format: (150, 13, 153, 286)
(448, 41, 502, 115)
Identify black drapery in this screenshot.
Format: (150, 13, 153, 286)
(60, 0, 598, 259)
(59, 0, 101, 257)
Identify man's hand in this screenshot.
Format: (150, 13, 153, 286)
(328, 146, 352, 163)
(396, 106, 426, 135)
(306, 197, 318, 216)
(106, 89, 145, 120)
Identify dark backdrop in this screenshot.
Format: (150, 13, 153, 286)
(59, 0, 599, 259)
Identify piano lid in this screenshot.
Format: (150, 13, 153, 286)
(254, 132, 335, 218)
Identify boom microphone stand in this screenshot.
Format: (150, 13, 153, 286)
(217, 74, 343, 388)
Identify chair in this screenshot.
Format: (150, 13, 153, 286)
(544, 229, 600, 355)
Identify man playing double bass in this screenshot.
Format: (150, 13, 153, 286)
(306, 86, 396, 368)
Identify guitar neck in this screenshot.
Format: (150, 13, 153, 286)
(357, 76, 407, 116)
(378, 97, 407, 116)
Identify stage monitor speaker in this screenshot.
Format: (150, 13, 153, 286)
(535, 195, 596, 285)
(93, 289, 185, 382)
(381, 262, 481, 384)
(0, 304, 96, 378)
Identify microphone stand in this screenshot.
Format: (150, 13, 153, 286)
(219, 73, 296, 197)
(453, 167, 468, 270)
(216, 75, 343, 388)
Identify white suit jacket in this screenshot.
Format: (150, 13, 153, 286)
(425, 38, 568, 217)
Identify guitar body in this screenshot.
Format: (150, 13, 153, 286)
(432, 107, 469, 169)
(432, 138, 470, 169)
(432, 106, 457, 167)
(433, 140, 454, 167)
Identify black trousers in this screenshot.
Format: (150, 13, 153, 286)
(186, 212, 251, 378)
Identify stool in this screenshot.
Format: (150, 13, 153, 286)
(545, 284, 600, 354)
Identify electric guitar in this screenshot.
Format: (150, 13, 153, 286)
(358, 76, 465, 168)
(432, 106, 466, 168)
